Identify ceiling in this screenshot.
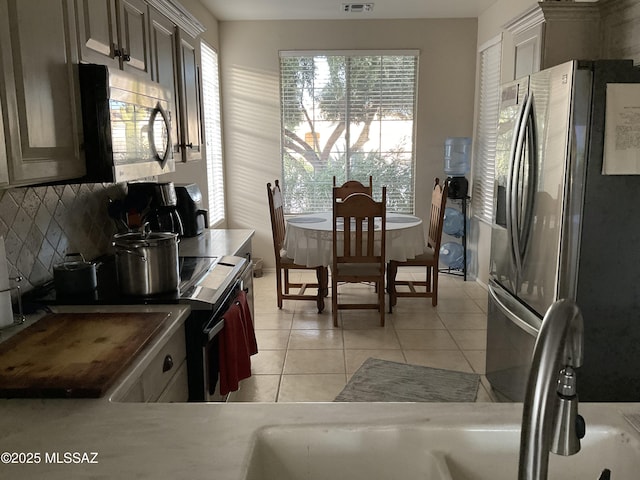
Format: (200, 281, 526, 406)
(199, 0, 499, 21)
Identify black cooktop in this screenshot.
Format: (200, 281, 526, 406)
(24, 255, 219, 309)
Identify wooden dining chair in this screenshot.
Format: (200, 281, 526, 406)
(387, 178, 448, 311)
(267, 180, 328, 313)
(332, 187, 386, 327)
(332, 176, 373, 200)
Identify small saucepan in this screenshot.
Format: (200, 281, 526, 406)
(53, 253, 98, 295)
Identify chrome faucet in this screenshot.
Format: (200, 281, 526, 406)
(518, 299, 585, 480)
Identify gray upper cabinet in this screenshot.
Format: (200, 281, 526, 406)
(149, 7, 180, 157)
(505, 2, 601, 80)
(75, 0, 120, 70)
(0, 0, 85, 186)
(149, 5, 204, 163)
(0, 0, 205, 188)
(0, 90, 8, 186)
(118, 0, 152, 77)
(176, 29, 203, 162)
(76, 0, 151, 78)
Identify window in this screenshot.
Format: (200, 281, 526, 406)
(471, 37, 502, 224)
(201, 41, 225, 226)
(279, 51, 419, 214)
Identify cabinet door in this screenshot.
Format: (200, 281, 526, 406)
(117, 0, 151, 78)
(176, 30, 203, 162)
(75, 0, 120, 69)
(0, 98, 9, 186)
(149, 8, 180, 156)
(0, 0, 85, 185)
(156, 361, 189, 403)
(513, 24, 543, 79)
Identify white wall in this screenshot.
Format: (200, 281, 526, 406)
(219, 19, 478, 268)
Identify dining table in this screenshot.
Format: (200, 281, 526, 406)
(283, 211, 425, 268)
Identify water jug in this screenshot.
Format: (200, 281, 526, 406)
(443, 208, 465, 238)
(444, 137, 471, 176)
(440, 242, 465, 269)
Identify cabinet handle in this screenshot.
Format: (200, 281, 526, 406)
(113, 46, 131, 62)
(162, 355, 174, 372)
(179, 143, 193, 149)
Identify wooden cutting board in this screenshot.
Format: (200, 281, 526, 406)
(0, 312, 170, 398)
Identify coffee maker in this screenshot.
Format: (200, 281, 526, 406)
(126, 182, 184, 236)
(175, 183, 208, 237)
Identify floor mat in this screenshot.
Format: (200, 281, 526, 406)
(334, 357, 480, 402)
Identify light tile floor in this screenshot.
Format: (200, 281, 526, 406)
(231, 268, 496, 403)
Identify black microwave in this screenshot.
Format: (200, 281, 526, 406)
(78, 63, 175, 183)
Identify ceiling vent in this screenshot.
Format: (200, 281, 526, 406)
(342, 3, 374, 13)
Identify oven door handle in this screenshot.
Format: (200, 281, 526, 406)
(204, 318, 225, 342)
(202, 280, 242, 342)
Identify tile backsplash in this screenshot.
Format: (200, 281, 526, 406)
(0, 183, 126, 293)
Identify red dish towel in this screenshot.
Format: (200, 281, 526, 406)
(218, 291, 258, 395)
(237, 290, 258, 356)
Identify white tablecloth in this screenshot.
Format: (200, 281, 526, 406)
(283, 212, 425, 267)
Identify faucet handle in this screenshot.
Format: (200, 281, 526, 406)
(598, 468, 611, 480)
(576, 414, 586, 439)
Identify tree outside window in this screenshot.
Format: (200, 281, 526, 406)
(280, 52, 418, 214)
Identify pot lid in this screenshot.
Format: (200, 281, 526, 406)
(55, 261, 93, 272)
(112, 231, 179, 248)
(54, 253, 94, 271)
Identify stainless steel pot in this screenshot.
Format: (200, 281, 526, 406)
(112, 229, 179, 296)
(53, 253, 98, 295)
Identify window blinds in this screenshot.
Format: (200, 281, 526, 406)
(201, 41, 225, 226)
(471, 38, 502, 224)
(279, 51, 418, 214)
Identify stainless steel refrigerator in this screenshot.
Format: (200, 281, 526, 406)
(486, 59, 640, 402)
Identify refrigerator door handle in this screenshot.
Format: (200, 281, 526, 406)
(507, 92, 529, 272)
(489, 280, 541, 337)
(519, 99, 538, 263)
(510, 92, 535, 274)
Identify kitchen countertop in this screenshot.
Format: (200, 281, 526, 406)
(2, 305, 639, 478)
(178, 228, 254, 258)
(1, 310, 639, 478)
(0, 399, 639, 479)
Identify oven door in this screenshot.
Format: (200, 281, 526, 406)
(202, 313, 227, 402)
(181, 256, 250, 402)
(185, 278, 243, 402)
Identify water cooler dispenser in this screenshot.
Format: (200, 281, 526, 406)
(440, 137, 471, 279)
(444, 137, 471, 199)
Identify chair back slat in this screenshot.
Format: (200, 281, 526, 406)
(332, 176, 373, 200)
(427, 178, 448, 255)
(266, 179, 328, 313)
(387, 177, 448, 311)
(333, 188, 386, 264)
(331, 187, 387, 327)
(267, 180, 286, 252)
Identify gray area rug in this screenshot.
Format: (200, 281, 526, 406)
(335, 358, 480, 402)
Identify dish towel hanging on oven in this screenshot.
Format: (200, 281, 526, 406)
(218, 290, 258, 395)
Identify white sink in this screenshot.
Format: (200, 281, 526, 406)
(244, 421, 640, 480)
